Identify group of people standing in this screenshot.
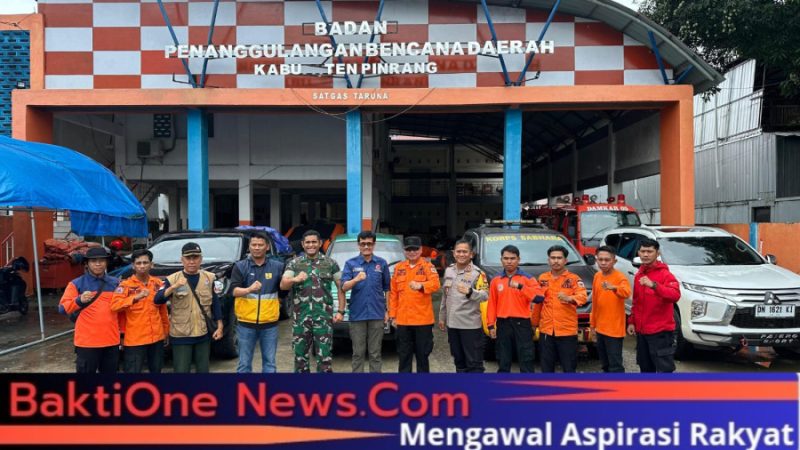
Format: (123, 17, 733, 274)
(480, 238, 680, 374)
(59, 229, 680, 374)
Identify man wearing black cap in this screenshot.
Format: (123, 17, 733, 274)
(154, 242, 223, 373)
(389, 236, 441, 372)
(59, 247, 122, 373)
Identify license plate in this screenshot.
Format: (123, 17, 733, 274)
(755, 304, 795, 318)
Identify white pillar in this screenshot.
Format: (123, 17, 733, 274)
(270, 187, 281, 230)
(361, 117, 374, 231)
(179, 189, 188, 230)
(168, 188, 179, 231)
(238, 116, 252, 225)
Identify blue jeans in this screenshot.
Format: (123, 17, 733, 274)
(237, 324, 278, 373)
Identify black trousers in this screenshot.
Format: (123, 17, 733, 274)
(539, 333, 578, 373)
(496, 317, 534, 373)
(396, 325, 434, 373)
(636, 331, 676, 373)
(123, 341, 165, 373)
(447, 327, 485, 373)
(75, 345, 119, 374)
(596, 333, 625, 373)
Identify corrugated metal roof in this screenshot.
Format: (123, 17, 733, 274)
(456, 0, 724, 93)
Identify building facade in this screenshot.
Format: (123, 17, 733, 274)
(4, 0, 721, 252)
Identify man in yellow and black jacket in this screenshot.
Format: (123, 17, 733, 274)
(230, 232, 285, 373)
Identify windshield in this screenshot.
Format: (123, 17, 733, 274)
(328, 240, 405, 268)
(482, 234, 583, 266)
(581, 211, 641, 245)
(149, 236, 242, 265)
(659, 237, 764, 266)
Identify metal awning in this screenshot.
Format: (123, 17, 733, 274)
(456, 0, 724, 93)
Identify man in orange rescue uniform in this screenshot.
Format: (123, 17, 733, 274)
(487, 245, 545, 373)
(111, 249, 169, 373)
(388, 236, 441, 373)
(534, 245, 588, 373)
(590, 245, 631, 373)
(59, 247, 122, 373)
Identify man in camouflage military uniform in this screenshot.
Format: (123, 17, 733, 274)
(281, 230, 342, 373)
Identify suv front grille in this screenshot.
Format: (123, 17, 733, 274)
(718, 288, 800, 303)
(730, 308, 800, 329)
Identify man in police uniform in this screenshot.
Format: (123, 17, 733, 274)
(281, 230, 342, 373)
(438, 239, 489, 373)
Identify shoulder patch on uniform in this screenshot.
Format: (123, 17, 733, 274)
(474, 273, 489, 291)
(577, 281, 585, 288)
(430, 266, 437, 273)
(114, 287, 124, 294)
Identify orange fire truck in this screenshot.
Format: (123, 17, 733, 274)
(523, 194, 642, 256)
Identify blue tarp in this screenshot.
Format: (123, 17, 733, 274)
(0, 136, 148, 237)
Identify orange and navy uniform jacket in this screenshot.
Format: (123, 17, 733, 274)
(389, 259, 441, 326)
(486, 270, 545, 328)
(58, 272, 122, 348)
(533, 270, 589, 336)
(590, 269, 631, 338)
(111, 275, 168, 346)
(629, 261, 681, 335)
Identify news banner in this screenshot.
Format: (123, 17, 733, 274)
(1, 374, 798, 449)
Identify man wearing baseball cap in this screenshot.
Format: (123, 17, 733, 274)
(389, 236, 441, 372)
(154, 242, 223, 373)
(59, 247, 122, 373)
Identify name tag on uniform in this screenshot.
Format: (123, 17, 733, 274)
(354, 267, 365, 273)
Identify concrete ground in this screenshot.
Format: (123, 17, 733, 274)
(2, 293, 800, 373)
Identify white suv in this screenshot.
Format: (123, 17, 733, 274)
(599, 226, 800, 359)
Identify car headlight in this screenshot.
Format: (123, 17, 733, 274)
(690, 299, 736, 325)
(683, 283, 727, 299)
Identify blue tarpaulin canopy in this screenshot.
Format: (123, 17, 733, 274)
(0, 135, 147, 237)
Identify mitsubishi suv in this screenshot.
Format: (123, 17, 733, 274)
(599, 226, 800, 359)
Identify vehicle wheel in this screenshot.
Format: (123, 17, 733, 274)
(774, 347, 800, 360)
(673, 309, 692, 360)
(213, 309, 239, 359)
(483, 335, 496, 361)
(18, 297, 28, 315)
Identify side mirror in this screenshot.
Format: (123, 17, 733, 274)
(765, 254, 777, 265)
(632, 256, 643, 267)
(583, 254, 596, 266)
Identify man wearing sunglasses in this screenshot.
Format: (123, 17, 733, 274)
(340, 231, 391, 372)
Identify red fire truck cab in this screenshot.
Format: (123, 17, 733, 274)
(524, 195, 642, 256)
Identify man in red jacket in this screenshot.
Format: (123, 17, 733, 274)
(627, 238, 681, 373)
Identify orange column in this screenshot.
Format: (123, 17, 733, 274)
(10, 104, 55, 294)
(659, 94, 695, 225)
(12, 211, 53, 296)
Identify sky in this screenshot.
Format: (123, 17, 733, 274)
(0, 0, 641, 15)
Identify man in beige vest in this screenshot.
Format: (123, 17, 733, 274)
(154, 242, 223, 372)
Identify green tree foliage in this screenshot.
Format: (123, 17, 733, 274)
(639, 0, 800, 97)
